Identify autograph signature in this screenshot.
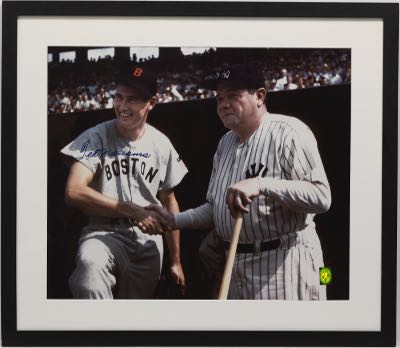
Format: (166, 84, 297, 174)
(76, 139, 151, 159)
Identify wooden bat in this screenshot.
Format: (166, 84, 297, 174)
(218, 212, 243, 300)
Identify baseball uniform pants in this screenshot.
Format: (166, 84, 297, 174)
(69, 228, 163, 299)
(228, 225, 326, 300)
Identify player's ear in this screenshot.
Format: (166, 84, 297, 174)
(147, 96, 157, 111)
(255, 88, 266, 107)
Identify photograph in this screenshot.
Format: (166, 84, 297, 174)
(2, 1, 397, 346)
(47, 46, 351, 301)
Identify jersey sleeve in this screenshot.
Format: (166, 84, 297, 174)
(158, 142, 188, 191)
(259, 124, 331, 213)
(280, 126, 328, 184)
(60, 127, 103, 174)
(174, 202, 214, 230)
(205, 137, 223, 204)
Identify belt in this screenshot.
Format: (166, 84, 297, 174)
(112, 217, 136, 226)
(223, 238, 282, 254)
(90, 217, 135, 227)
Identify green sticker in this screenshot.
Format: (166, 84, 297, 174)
(319, 267, 332, 285)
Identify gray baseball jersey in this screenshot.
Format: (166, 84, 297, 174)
(61, 119, 188, 220)
(176, 113, 330, 299)
(61, 119, 188, 298)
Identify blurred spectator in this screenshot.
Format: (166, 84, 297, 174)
(74, 94, 84, 111)
(284, 74, 298, 90)
(59, 92, 71, 113)
(169, 84, 184, 101)
(329, 66, 343, 85)
(82, 94, 91, 110)
(319, 76, 329, 86)
(274, 68, 288, 91)
(321, 63, 332, 81)
(295, 75, 306, 89)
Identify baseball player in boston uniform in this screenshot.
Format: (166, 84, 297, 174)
(147, 64, 331, 300)
(61, 65, 188, 299)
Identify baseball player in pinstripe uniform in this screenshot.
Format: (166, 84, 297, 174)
(146, 64, 331, 300)
(61, 65, 187, 299)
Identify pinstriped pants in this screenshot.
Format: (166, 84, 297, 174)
(228, 227, 326, 300)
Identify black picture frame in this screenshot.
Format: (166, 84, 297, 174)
(2, 1, 398, 346)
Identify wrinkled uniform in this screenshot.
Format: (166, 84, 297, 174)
(178, 113, 331, 300)
(61, 120, 188, 299)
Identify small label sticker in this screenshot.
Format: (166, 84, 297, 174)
(319, 267, 332, 285)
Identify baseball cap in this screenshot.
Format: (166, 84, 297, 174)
(116, 65, 157, 100)
(203, 64, 266, 90)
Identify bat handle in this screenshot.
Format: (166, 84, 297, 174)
(218, 212, 244, 300)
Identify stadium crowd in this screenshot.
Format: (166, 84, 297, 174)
(48, 48, 350, 115)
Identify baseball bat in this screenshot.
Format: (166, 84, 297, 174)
(218, 212, 244, 300)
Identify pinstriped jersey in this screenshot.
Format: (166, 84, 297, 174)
(206, 113, 330, 243)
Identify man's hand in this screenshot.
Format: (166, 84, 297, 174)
(170, 262, 186, 295)
(131, 206, 167, 235)
(152, 190, 185, 296)
(145, 204, 176, 231)
(226, 177, 260, 217)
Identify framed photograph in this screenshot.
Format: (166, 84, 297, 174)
(2, 1, 398, 346)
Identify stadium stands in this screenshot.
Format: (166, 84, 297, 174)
(48, 48, 350, 114)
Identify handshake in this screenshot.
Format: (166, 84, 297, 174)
(130, 204, 176, 235)
(129, 177, 262, 235)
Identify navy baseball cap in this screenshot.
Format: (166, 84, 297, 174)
(116, 65, 157, 100)
(203, 64, 266, 90)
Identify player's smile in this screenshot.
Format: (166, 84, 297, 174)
(116, 109, 136, 124)
(119, 111, 133, 120)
